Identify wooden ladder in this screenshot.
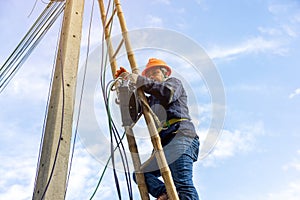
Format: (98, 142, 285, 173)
(97, 0, 179, 199)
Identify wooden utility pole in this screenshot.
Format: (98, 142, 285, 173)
(32, 0, 84, 199)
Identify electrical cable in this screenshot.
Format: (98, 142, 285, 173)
(105, 80, 134, 200)
(31, 1, 65, 198)
(38, 46, 66, 200)
(64, 0, 96, 198)
(89, 129, 127, 200)
(98, 1, 123, 199)
(32, 16, 62, 197)
(95, 1, 134, 198)
(1, 1, 57, 80)
(105, 78, 135, 200)
(31, 2, 67, 199)
(0, 1, 64, 92)
(1, 4, 64, 92)
(0, 1, 65, 93)
(31, 1, 136, 199)
(27, 0, 39, 18)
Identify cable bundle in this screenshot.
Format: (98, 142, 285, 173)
(0, 1, 65, 93)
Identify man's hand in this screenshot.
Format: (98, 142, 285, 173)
(114, 67, 128, 79)
(114, 67, 138, 84)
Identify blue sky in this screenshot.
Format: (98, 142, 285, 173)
(1, 0, 300, 200)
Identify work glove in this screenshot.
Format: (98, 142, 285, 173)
(114, 67, 138, 84)
(114, 67, 128, 79)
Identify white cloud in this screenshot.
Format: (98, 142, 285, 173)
(195, 0, 209, 10)
(289, 88, 300, 99)
(281, 24, 297, 38)
(293, 13, 300, 23)
(0, 135, 139, 200)
(283, 161, 300, 171)
(258, 26, 282, 36)
(65, 145, 142, 200)
(201, 121, 265, 167)
(210, 2, 300, 61)
(208, 36, 287, 60)
(0, 184, 31, 200)
(152, 0, 171, 5)
(0, 155, 36, 200)
(229, 84, 268, 93)
(266, 181, 300, 200)
(270, 150, 300, 200)
(146, 15, 164, 27)
(1, 53, 53, 102)
(268, 4, 290, 14)
(282, 149, 300, 171)
(65, 147, 104, 200)
(267, 2, 300, 38)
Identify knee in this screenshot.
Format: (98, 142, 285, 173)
(133, 171, 150, 183)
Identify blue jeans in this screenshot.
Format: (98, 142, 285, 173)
(133, 135, 200, 199)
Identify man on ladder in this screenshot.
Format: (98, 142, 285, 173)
(116, 58, 200, 200)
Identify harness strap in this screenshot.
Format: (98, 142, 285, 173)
(157, 118, 188, 132)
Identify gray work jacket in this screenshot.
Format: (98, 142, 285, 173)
(136, 76, 197, 145)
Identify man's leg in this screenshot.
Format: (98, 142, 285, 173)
(164, 136, 200, 200)
(169, 153, 199, 200)
(133, 169, 166, 198)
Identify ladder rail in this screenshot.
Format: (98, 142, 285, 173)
(98, 0, 180, 199)
(98, 0, 117, 76)
(97, 1, 150, 200)
(113, 0, 179, 199)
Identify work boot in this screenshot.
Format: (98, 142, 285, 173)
(156, 192, 169, 200)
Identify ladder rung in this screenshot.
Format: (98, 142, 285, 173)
(112, 38, 124, 60)
(105, 8, 117, 29)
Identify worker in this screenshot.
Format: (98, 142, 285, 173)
(116, 58, 200, 200)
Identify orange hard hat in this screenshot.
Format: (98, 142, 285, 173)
(142, 58, 172, 76)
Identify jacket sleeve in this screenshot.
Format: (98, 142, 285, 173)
(136, 76, 183, 105)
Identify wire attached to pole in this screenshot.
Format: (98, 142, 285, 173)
(0, 1, 65, 93)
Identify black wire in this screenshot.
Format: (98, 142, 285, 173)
(1, 3, 65, 93)
(0, 1, 64, 93)
(30, 2, 65, 199)
(98, 2, 124, 198)
(98, 1, 124, 199)
(105, 82, 133, 199)
(0, 1, 58, 78)
(101, 1, 122, 199)
(32, 14, 61, 197)
(101, 3, 133, 199)
(64, 0, 96, 198)
(39, 46, 65, 200)
(0, 1, 55, 72)
(107, 91, 133, 200)
(111, 120, 134, 200)
(27, 0, 39, 18)
(31, 2, 67, 200)
(98, 1, 134, 199)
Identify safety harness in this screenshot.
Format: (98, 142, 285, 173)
(157, 118, 188, 132)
